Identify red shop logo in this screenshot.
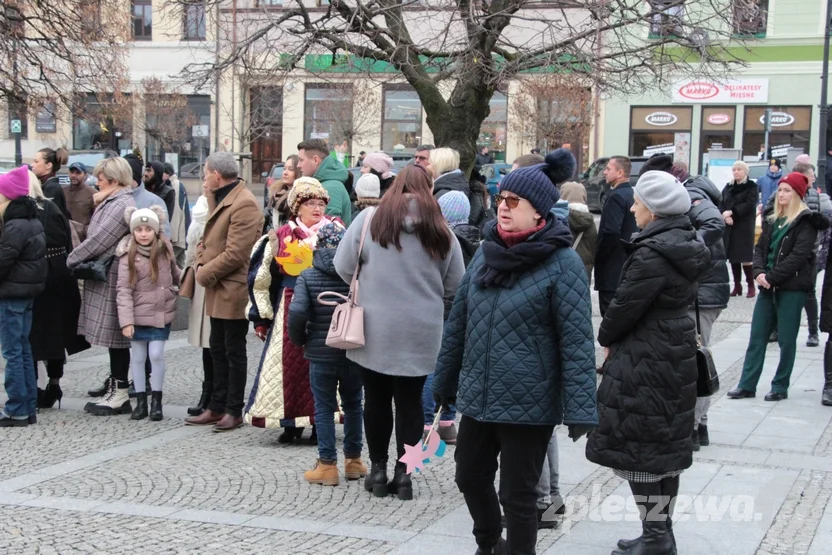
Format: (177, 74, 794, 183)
(678, 82, 720, 100)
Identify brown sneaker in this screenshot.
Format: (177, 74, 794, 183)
(305, 460, 340, 486)
(438, 423, 457, 444)
(344, 458, 368, 480)
(185, 410, 223, 426)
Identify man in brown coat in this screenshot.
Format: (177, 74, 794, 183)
(185, 153, 263, 432)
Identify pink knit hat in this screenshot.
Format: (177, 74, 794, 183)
(0, 166, 31, 200)
(362, 152, 394, 179)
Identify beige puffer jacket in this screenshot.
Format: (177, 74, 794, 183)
(116, 235, 182, 329)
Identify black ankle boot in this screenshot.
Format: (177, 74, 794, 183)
(613, 481, 675, 555)
(691, 428, 700, 451)
(149, 392, 163, 421)
(187, 382, 212, 416)
(364, 460, 388, 497)
(388, 462, 413, 500)
(131, 392, 148, 420)
(698, 424, 710, 446)
(824, 343, 832, 406)
(39, 382, 63, 409)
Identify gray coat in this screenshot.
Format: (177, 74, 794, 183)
(334, 206, 465, 377)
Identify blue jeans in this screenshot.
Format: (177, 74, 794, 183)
(422, 372, 456, 424)
(309, 361, 364, 461)
(0, 299, 36, 419)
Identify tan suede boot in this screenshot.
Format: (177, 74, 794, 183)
(304, 460, 339, 486)
(344, 458, 368, 480)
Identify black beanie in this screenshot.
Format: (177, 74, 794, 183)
(123, 154, 143, 185)
(638, 154, 674, 177)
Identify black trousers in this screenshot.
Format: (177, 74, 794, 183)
(202, 348, 214, 383)
(109, 348, 130, 382)
(360, 366, 426, 463)
(208, 318, 249, 417)
(455, 415, 554, 555)
(598, 290, 615, 317)
(33, 359, 65, 381)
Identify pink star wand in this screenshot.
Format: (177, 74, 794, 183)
(399, 410, 447, 474)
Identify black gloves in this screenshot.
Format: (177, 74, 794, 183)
(433, 393, 456, 412)
(568, 424, 595, 442)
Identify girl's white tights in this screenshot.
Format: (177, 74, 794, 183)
(130, 340, 166, 393)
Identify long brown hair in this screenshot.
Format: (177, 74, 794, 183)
(270, 155, 299, 210)
(127, 234, 170, 286)
(370, 165, 452, 260)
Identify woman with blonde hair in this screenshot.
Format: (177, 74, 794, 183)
(720, 160, 758, 298)
(27, 170, 87, 409)
(67, 157, 137, 415)
(729, 172, 830, 402)
(430, 147, 492, 228)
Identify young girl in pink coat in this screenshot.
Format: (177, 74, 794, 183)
(116, 206, 181, 421)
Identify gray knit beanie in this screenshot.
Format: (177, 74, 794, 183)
(634, 171, 690, 217)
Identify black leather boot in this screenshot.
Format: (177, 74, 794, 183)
(614, 481, 675, 555)
(187, 382, 212, 417)
(691, 428, 700, 452)
(149, 392, 163, 421)
(824, 342, 832, 406)
(131, 392, 148, 420)
(364, 460, 388, 498)
(388, 462, 413, 500)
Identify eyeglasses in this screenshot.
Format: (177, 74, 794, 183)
(302, 200, 327, 209)
(495, 194, 523, 209)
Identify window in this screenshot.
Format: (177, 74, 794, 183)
(7, 95, 28, 140)
(648, 0, 685, 38)
(73, 93, 133, 152)
(699, 106, 736, 172)
(304, 84, 353, 149)
(80, 0, 102, 34)
(146, 95, 210, 175)
(382, 85, 422, 152)
(132, 0, 152, 40)
(742, 106, 812, 159)
(629, 106, 693, 165)
(478, 92, 508, 162)
(733, 0, 767, 37)
(183, 1, 206, 40)
(257, 0, 283, 6)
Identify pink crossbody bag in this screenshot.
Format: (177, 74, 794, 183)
(317, 208, 375, 349)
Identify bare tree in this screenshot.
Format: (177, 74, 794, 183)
(168, 0, 748, 172)
(1, 1, 128, 121)
(141, 78, 200, 153)
(509, 74, 592, 157)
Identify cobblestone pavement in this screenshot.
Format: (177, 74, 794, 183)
(3, 290, 832, 554)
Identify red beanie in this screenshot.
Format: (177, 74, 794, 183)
(780, 172, 809, 199)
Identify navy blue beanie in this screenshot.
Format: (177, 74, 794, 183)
(500, 164, 560, 216)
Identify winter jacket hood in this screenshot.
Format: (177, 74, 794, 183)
(312, 246, 339, 276)
(0, 196, 47, 299)
(568, 204, 594, 231)
(684, 176, 730, 309)
(631, 215, 712, 278)
(434, 170, 470, 199)
(685, 175, 721, 206)
(315, 155, 349, 185)
(451, 223, 482, 267)
(314, 157, 352, 226)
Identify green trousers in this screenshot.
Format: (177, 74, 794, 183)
(738, 289, 807, 395)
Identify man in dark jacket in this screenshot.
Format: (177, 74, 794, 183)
(288, 223, 365, 486)
(0, 166, 47, 426)
(595, 155, 638, 316)
(144, 161, 176, 220)
(639, 157, 730, 449)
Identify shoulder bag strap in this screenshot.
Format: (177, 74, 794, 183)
(695, 297, 703, 344)
(351, 208, 375, 304)
(572, 232, 584, 250)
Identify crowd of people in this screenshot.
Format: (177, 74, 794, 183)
(2, 139, 832, 555)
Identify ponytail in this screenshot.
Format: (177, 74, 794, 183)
(38, 147, 69, 174)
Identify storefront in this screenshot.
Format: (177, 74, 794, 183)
(742, 106, 812, 159)
(700, 106, 737, 171)
(629, 106, 692, 165)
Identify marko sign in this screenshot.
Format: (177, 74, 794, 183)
(759, 112, 796, 127)
(672, 79, 769, 104)
(707, 113, 731, 125)
(645, 111, 678, 126)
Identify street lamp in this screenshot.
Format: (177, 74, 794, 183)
(818, 0, 832, 192)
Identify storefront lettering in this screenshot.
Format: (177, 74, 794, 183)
(707, 113, 731, 125)
(645, 112, 678, 126)
(758, 112, 795, 127)
(672, 78, 769, 104)
(678, 82, 719, 100)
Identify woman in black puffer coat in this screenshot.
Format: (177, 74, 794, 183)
(587, 171, 711, 555)
(719, 161, 758, 298)
(0, 166, 47, 427)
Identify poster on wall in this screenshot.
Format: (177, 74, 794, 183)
(644, 143, 674, 156)
(35, 103, 57, 133)
(674, 133, 691, 164)
(164, 153, 180, 174)
(708, 159, 736, 191)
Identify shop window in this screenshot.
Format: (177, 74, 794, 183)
(183, 1, 206, 40)
(257, 0, 283, 6)
(648, 0, 685, 38)
(700, 106, 736, 173)
(146, 95, 210, 177)
(478, 92, 508, 162)
(629, 106, 692, 165)
(742, 106, 812, 159)
(250, 87, 284, 181)
(382, 85, 422, 152)
(7, 95, 28, 140)
(73, 93, 133, 152)
(304, 84, 353, 151)
(733, 0, 767, 37)
(132, 0, 152, 40)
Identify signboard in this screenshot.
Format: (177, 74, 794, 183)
(771, 144, 791, 157)
(164, 153, 180, 174)
(645, 112, 678, 126)
(708, 158, 737, 190)
(192, 125, 209, 138)
(35, 103, 57, 133)
(759, 112, 795, 127)
(644, 143, 675, 156)
(672, 79, 769, 104)
(707, 113, 731, 125)
(10, 119, 22, 134)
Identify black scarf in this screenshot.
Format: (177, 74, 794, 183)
(476, 216, 573, 288)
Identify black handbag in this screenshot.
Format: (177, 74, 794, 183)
(695, 299, 720, 397)
(71, 255, 115, 282)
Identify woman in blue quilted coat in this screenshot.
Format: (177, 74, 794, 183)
(586, 171, 711, 555)
(432, 157, 598, 555)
